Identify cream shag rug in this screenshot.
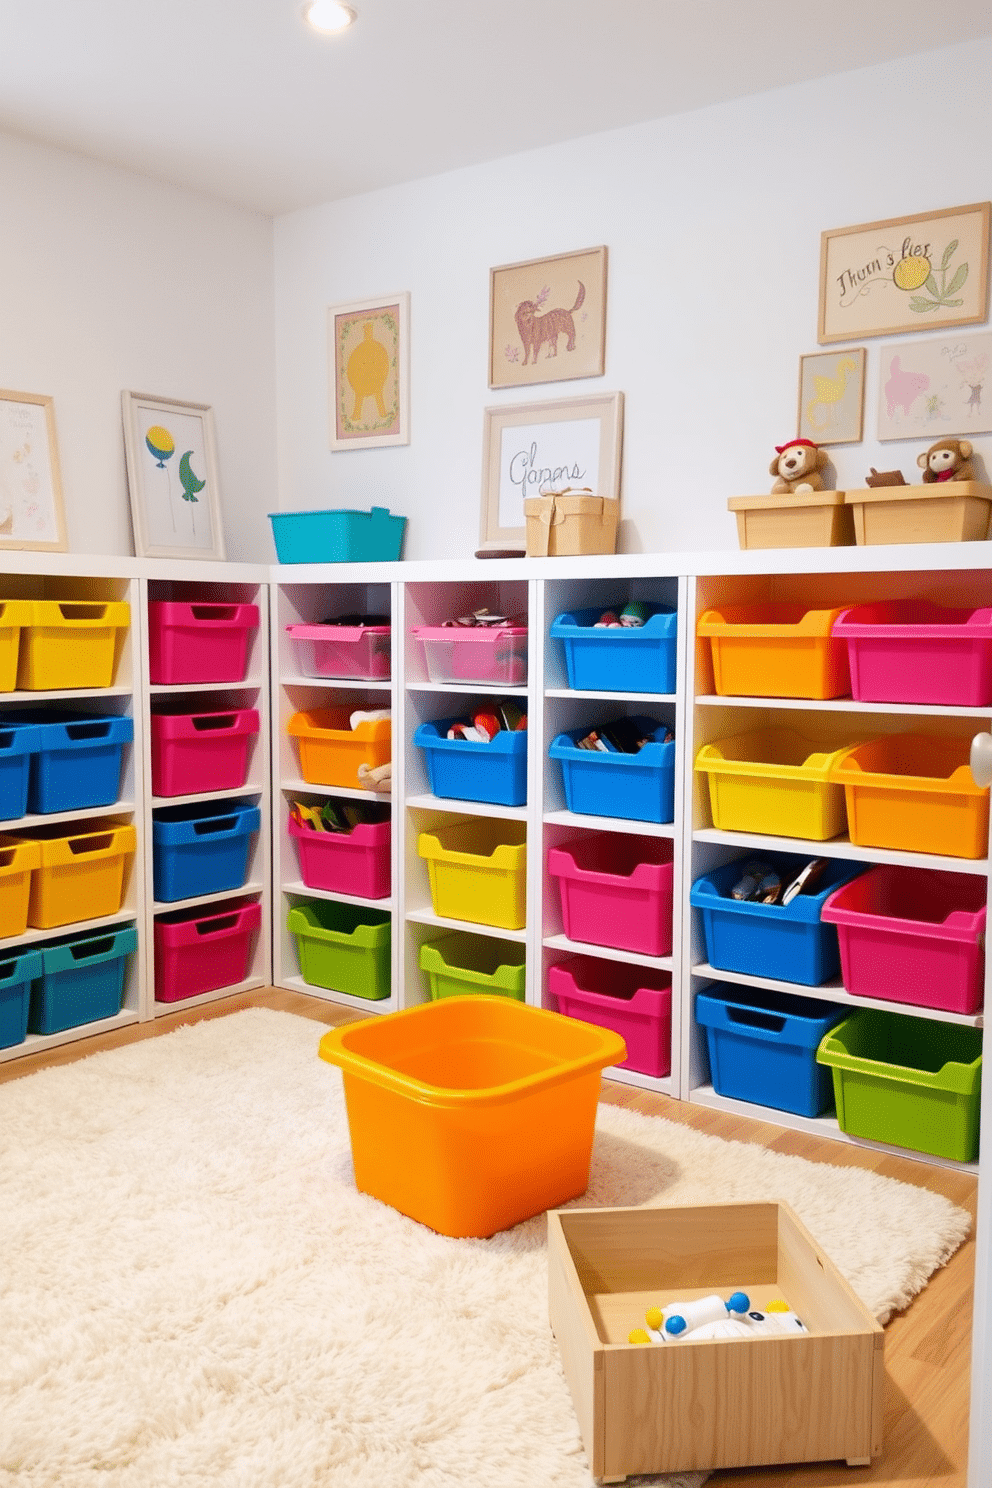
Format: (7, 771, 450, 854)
(0, 1008, 972, 1488)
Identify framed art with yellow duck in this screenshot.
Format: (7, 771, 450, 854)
(328, 291, 410, 450)
(797, 347, 866, 445)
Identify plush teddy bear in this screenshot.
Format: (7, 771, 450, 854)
(917, 438, 976, 484)
(769, 439, 830, 494)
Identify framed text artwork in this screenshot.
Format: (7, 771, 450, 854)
(818, 202, 991, 344)
(0, 389, 68, 551)
(122, 392, 226, 561)
(489, 247, 607, 390)
(328, 292, 409, 450)
(797, 349, 866, 445)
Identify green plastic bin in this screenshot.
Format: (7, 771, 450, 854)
(816, 1009, 982, 1162)
(419, 932, 526, 1001)
(288, 900, 391, 1000)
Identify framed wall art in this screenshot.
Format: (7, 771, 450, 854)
(122, 392, 225, 560)
(479, 391, 623, 550)
(818, 201, 990, 344)
(489, 246, 607, 390)
(328, 292, 409, 449)
(877, 331, 992, 441)
(0, 389, 68, 551)
(797, 348, 866, 445)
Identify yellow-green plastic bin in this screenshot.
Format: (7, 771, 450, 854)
(816, 1009, 982, 1162)
(419, 932, 527, 1001)
(288, 900, 391, 1000)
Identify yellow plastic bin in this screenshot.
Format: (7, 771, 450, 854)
(2, 822, 136, 928)
(694, 728, 853, 840)
(696, 603, 852, 700)
(418, 818, 527, 929)
(287, 707, 391, 789)
(829, 733, 989, 859)
(318, 995, 625, 1237)
(0, 601, 31, 692)
(0, 839, 41, 938)
(17, 601, 130, 690)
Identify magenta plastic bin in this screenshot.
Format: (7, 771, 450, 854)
(547, 832, 674, 957)
(148, 602, 259, 685)
(288, 812, 391, 899)
(411, 625, 527, 685)
(154, 898, 261, 1001)
(150, 708, 259, 797)
(821, 864, 986, 1014)
(287, 623, 391, 681)
(832, 599, 992, 706)
(547, 956, 672, 1078)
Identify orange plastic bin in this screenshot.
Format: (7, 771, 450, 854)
(830, 733, 989, 859)
(318, 995, 625, 1238)
(288, 707, 390, 789)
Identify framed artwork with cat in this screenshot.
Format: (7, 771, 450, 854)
(489, 246, 607, 390)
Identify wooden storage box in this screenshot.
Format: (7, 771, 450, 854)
(844, 481, 992, 545)
(727, 490, 853, 549)
(524, 493, 619, 557)
(548, 1200, 883, 1482)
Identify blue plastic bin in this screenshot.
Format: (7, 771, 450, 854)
(413, 718, 527, 807)
(0, 723, 39, 821)
(550, 605, 678, 693)
(690, 854, 866, 986)
(4, 710, 133, 814)
(549, 717, 676, 823)
(28, 925, 137, 1034)
(268, 506, 407, 564)
(153, 798, 261, 902)
(0, 948, 43, 1048)
(696, 982, 847, 1117)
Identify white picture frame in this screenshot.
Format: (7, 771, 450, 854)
(122, 392, 226, 560)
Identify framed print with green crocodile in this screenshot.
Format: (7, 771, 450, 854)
(122, 391, 226, 560)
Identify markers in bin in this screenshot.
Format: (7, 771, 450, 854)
(446, 700, 527, 742)
(729, 857, 828, 905)
(576, 718, 672, 754)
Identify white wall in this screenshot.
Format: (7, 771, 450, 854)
(273, 39, 992, 561)
(0, 132, 276, 561)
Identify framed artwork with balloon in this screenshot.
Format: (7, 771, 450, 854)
(122, 392, 226, 560)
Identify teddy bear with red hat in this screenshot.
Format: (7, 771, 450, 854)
(769, 438, 830, 494)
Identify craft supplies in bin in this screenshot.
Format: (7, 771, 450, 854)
(5, 710, 133, 814)
(153, 798, 260, 902)
(0, 601, 31, 691)
(832, 599, 992, 706)
(287, 707, 391, 790)
(549, 603, 678, 693)
(17, 600, 130, 690)
(821, 865, 986, 1013)
(829, 732, 988, 858)
(547, 832, 674, 956)
(268, 506, 407, 564)
(550, 716, 676, 823)
(696, 982, 847, 1117)
(287, 620, 391, 681)
(148, 601, 259, 684)
(28, 924, 136, 1034)
(288, 800, 390, 899)
(318, 995, 625, 1237)
(0, 949, 42, 1048)
(150, 707, 259, 797)
(0, 723, 40, 821)
(411, 622, 527, 686)
(288, 899, 391, 1000)
(2, 821, 136, 929)
(816, 1010, 983, 1161)
(690, 853, 866, 986)
(0, 840, 40, 939)
(695, 727, 852, 840)
(413, 713, 527, 807)
(418, 818, 527, 929)
(547, 956, 672, 1078)
(697, 603, 852, 699)
(155, 898, 261, 1001)
(419, 932, 526, 1001)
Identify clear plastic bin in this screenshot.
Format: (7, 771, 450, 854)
(287, 622, 391, 681)
(411, 625, 527, 685)
(697, 603, 852, 700)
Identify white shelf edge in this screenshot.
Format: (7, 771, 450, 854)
(601, 1064, 676, 1097)
(277, 972, 396, 1016)
(282, 675, 392, 691)
(0, 686, 131, 703)
(543, 933, 673, 972)
(152, 782, 266, 808)
(152, 975, 267, 1017)
(6, 908, 138, 949)
(0, 1007, 141, 1064)
(405, 793, 528, 820)
(692, 962, 983, 1027)
(149, 677, 264, 694)
(280, 778, 390, 804)
(405, 908, 527, 943)
(544, 809, 676, 838)
(406, 681, 528, 695)
(695, 693, 992, 718)
(692, 826, 989, 875)
(2, 800, 136, 830)
(281, 880, 393, 912)
(153, 883, 265, 914)
(545, 688, 677, 703)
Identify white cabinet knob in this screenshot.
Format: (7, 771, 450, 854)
(970, 732, 992, 788)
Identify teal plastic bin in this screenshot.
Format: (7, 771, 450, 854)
(0, 949, 43, 1048)
(288, 900, 391, 1000)
(29, 925, 137, 1035)
(268, 507, 407, 564)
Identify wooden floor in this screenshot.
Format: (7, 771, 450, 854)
(1, 988, 978, 1488)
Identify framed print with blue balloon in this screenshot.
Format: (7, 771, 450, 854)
(122, 392, 226, 560)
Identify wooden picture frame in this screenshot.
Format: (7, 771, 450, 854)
(479, 390, 623, 550)
(797, 348, 866, 445)
(489, 246, 607, 390)
(122, 392, 226, 560)
(818, 202, 991, 344)
(0, 389, 68, 551)
(877, 331, 992, 440)
(328, 292, 410, 449)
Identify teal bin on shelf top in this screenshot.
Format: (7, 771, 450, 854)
(268, 507, 407, 564)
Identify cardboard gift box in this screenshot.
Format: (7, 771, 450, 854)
(524, 489, 619, 556)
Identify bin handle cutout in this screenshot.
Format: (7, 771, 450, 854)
(0, 959, 15, 979)
(0, 731, 14, 751)
(0, 848, 15, 868)
(189, 605, 237, 621)
(65, 721, 113, 741)
(725, 1005, 787, 1033)
(68, 833, 114, 855)
(193, 816, 238, 835)
(57, 604, 108, 620)
(192, 714, 236, 731)
(195, 912, 239, 935)
(70, 936, 114, 960)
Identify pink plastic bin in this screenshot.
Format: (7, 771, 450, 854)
(411, 625, 527, 685)
(547, 956, 672, 1077)
(821, 864, 986, 1014)
(148, 602, 259, 685)
(547, 832, 674, 956)
(288, 812, 391, 899)
(832, 600, 992, 706)
(287, 623, 391, 681)
(154, 898, 261, 1001)
(150, 709, 259, 797)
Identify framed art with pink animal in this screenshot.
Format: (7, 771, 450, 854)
(489, 247, 607, 390)
(876, 331, 992, 441)
(328, 292, 410, 450)
(797, 349, 866, 445)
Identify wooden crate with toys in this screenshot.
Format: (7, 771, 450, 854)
(844, 438, 990, 544)
(728, 438, 851, 549)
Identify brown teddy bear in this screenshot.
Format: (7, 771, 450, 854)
(769, 439, 830, 494)
(917, 438, 975, 484)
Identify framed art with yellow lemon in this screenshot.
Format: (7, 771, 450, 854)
(122, 392, 225, 560)
(818, 202, 990, 344)
(328, 292, 410, 450)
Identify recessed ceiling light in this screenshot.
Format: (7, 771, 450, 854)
(304, 0, 357, 34)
